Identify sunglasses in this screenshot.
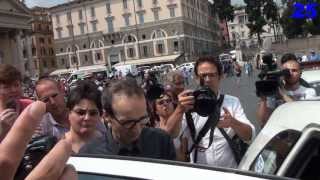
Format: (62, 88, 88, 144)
(156, 98, 172, 106)
(72, 108, 100, 117)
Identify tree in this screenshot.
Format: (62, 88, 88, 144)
(213, 0, 234, 46)
(243, 0, 281, 46)
(244, 0, 266, 46)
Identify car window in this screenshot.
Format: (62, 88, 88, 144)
(250, 130, 301, 175)
(79, 172, 148, 180)
(309, 82, 320, 96)
(284, 130, 320, 179)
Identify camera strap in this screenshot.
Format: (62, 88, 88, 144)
(186, 94, 224, 163)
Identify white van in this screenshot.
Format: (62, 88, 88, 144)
(66, 65, 108, 85)
(114, 64, 138, 77)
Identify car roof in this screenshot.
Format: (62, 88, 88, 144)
(302, 69, 320, 83)
(68, 155, 290, 180)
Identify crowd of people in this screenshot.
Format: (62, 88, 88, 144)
(0, 52, 316, 179)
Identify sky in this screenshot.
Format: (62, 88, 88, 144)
(25, 0, 245, 8)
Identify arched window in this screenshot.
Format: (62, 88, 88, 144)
(151, 29, 167, 55)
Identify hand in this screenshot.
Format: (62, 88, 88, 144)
(177, 90, 194, 112)
(0, 109, 18, 136)
(217, 107, 235, 128)
(0, 101, 46, 180)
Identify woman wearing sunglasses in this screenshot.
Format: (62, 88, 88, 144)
(64, 80, 104, 153)
(149, 88, 189, 161)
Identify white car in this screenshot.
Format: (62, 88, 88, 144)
(301, 69, 320, 95)
(175, 62, 195, 72)
(68, 155, 288, 180)
(239, 101, 320, 179)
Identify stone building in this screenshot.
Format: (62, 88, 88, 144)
(0, 0, 35, 77)
(30, 7, 56, 76)
(49, 0, 221, 71)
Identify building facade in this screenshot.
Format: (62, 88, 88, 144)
(49, 0, 221, 71)
(0, 0, 35, 77)
(31, 7, 56, 76)
(227, 8, 283, 49)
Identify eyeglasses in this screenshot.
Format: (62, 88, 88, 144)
(198, 72, 219, 79)
(72, 108, 100, 117)
(112, 115, 150, 129)
(40, 93, 59, 103)
(156, 98, 172, 106)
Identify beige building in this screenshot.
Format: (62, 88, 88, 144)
(0, 0, 35, 77)
(228, 8, 283, 49)
(30, 7, 56, 76)
(50, 0, 221, 71)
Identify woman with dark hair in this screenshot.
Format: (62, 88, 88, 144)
(65, 80, 104, 153)
(148, 88, 188, 161)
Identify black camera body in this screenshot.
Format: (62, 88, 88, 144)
(192, 79, 218, 117)
(255, 53, 291, 97)
(14, 135, 57, 180)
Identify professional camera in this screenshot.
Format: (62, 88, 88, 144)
(255, 53, 290, 97)
(14, 135, 57, 180)
(192, 78, 218, 117)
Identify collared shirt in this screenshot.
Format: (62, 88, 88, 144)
(39, 113, 107, 140)
(39, 113, 69, 140)
(79, 126, 176, 160)
(180, 94, 256, 168)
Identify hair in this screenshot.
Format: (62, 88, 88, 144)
(165, 70, 183, 84)
(102, 78, 144, 115)
(0, 64, 22, 84)
(194, 57, 222, 76)
(149, 92, 172, 127)
(67, 80, 102, 114)
(35, 78, 60, 96)
(281, 53, 298, 65)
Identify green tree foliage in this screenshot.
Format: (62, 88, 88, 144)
(244, 0, 279, 45)
(280, 0, 320, 38)
(213, 0, 235, 22)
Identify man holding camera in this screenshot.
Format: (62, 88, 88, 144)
(257, 53, 316, 127)
(172, 57, 255, 168)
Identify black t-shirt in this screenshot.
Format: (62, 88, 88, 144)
(79, 127, 176, 161)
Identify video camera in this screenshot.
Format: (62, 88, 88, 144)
(255, 53, 291, 97)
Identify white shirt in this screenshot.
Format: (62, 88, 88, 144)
(267, 85, 317, 109)
(180, 94, 255, 168)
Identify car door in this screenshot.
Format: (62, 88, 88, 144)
(277, 126, 320, 180)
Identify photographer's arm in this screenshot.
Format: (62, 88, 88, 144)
(219, 107, 252, 141)
(0, 102, 46, 180)
(257, 98, 273, 128)
(161, 90, 194, 138)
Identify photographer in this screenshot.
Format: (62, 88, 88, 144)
(171, 57, 255, 168)
(257, 53, 316, 127)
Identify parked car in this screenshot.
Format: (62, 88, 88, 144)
(175, 62, 194, 72)
(68, 155, 291, 180)
(239, 101, 320, 179)
(302, 69, 320, 96)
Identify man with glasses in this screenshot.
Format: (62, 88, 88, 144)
(80, 79, 176, 160)
(167, 57, 255, 168)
